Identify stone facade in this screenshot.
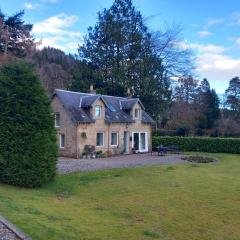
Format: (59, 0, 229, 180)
(52, 94, 153, 158)
(52, 96, 78, 158)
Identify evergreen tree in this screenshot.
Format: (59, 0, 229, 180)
(0, 61, 57, 187)
(77, 0, 171, 119)
(0, 10, 34, 57)
(198, 79, 220, 129)
(225, 76, 240, 114)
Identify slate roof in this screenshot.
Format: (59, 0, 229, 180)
(120, 99, 145, 110)
(53, 89, 155, 124)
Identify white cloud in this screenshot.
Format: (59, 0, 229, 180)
(206, 18, 225, 27)
(189, 43, 227, 54)
(187, 43, 240, 92)
(33, 13, 79, 34)
(197, 30, 213, 38)
(32, 13, 82, 53)
(24, 2, 40, 10)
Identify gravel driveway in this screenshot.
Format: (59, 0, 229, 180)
(58, 153, 186, 174)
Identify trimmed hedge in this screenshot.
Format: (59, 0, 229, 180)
(152, 136, 240, 154)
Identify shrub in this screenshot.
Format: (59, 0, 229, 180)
(152, 136, 240, 154)
(0, 62, 57, 187)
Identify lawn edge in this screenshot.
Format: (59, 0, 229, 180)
(0, 215, 32, 240)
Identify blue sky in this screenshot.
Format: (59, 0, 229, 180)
(1, 0, 240, 93)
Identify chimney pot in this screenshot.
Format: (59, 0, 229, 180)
(90, 84, 96, 94)
(127, 88, 132, 98)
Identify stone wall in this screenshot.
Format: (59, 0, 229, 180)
(51, 96, 78, 158)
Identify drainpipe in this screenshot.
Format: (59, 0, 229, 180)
(76, 123, 79, 158)
(107, 123, 110, 152)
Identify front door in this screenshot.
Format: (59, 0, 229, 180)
(123, 131, 129, 154)
(132, 132, 148, 152)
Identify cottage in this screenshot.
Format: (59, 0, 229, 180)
(51, 88, 155, 158)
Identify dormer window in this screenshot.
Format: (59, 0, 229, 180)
(95, 105, 102, 118)
(55, 113, 60, 127)
(134, 109, 140, 119)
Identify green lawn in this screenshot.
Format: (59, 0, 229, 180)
(0, 153, 240, 240)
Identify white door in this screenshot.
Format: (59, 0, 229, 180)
(132, 132, 148, 152)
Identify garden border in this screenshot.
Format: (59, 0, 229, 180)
(0, 215, 31, 240)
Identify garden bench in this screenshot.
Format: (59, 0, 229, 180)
(151, 146, 168, 156)
(151, 145, 181, 156)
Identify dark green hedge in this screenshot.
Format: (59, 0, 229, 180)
(152, 136, 240, 154)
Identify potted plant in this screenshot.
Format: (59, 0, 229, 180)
(82, 151, 87, 159)
(132, 147, 136, 154)
(81, 132, 87, 139)
(96, 151, 103, 158)
(106, 150, 112, 157)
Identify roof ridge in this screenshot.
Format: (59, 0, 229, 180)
(120, 98, 138, 102)
(56, 89, 126, 99)
(55, 89, 97, 96)
(101, 94, 128, 99)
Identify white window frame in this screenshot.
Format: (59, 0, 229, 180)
(59, 133, 65, 149)
(95, 105, 102, 118)
(132, 132, 148, 152)
(96, 132, 104, 147)
(134, 108, 140, 119)
(111, 131, 119, 147)
(55, 113, 60, 127)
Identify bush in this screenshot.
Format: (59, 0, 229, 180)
(153, 136, 240, 154)
(0, 62, 57, 187)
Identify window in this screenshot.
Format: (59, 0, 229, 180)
(96, 132, 104, 147)
(134, 109, 140, 119)
(111, 132, 118, 147)
(59, 134, 65, 148)
(95, 105, 102, 118)
(55, 113, 60, 127)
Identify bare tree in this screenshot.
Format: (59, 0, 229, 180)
(152, 24, 194, 78)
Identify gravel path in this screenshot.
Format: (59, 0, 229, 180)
(58, 153, 186, 174)
(0, 222, 20, 240)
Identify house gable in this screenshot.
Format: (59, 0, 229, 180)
(51, 95, 78, 158)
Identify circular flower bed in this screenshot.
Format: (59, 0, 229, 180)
(182, 156, 218, 163)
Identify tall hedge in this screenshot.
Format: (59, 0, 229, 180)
(0, 61, 57, 187)
(153, 136, 240, 154)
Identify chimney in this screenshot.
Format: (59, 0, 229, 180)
(90, 84, 96, 94)
(127, 88, 132, 98)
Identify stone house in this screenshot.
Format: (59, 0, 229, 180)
(51, 88, 155, 158)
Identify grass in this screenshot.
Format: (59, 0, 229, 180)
(0, 153, 240, 240)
